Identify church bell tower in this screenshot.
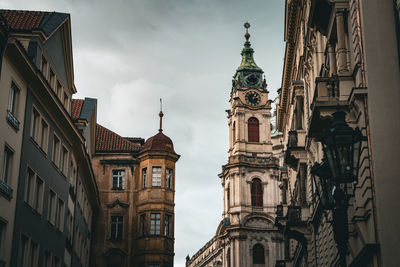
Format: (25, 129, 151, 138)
(218, 22, 283, 267)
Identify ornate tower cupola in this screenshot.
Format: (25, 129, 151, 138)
(232, 22, 267, 95)
(228, 22, 272, 158)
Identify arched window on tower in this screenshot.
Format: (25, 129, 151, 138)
(253, 243, 265, 264)
(251, 178, 263, 207)
(248, 117, 259, 142)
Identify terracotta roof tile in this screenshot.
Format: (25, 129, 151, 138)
(71, 99, 84, 120)
(0, 10, 46, 31)
(96, 124, 141, 153)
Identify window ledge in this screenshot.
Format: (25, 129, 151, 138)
(6, 110, 19, 131)
(111, 187, 124, 191)
(0, 180, 13, 200)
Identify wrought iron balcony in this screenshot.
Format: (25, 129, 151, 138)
(7, 110, 19, 130)
(0, 180, 13, 200)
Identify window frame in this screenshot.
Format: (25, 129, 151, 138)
(139, 213, 146, 236)
(150, 213, 161, 235)
(251, 178, 263, 207)
(142, 168, 147, 189)
(248, 117, 260, 142)
(151, 167, 162, 187)
(110, 215, 123, 240)
(252, 243, 265, 264)
(1, 145, 13, 184)
(52, 134, 61, 168)
(165, 168, 173, 189)
(164, 214, 172, 237)
(111, 170, 125, 190)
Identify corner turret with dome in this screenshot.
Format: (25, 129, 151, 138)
(137, 100, 179, 266)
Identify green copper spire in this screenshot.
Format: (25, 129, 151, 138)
(237, 22, 263, 73)
(231, 22, 266, 94)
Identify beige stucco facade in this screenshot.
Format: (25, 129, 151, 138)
(0, 44, 27, 267)
(276, 0, 400, 266)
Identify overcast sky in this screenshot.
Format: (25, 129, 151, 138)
(1, 0, 285, 266)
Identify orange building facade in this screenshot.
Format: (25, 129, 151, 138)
(72, 98, 179, 267)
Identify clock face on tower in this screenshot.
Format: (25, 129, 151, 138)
(245, 91, 261, 106)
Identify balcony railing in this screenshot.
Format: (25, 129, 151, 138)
(0, 180, 13, 200)
(7, 110, 19, 130)
(287, 130, 298, 148)
(315, 77, 339, 101)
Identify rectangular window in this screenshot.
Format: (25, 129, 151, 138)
(48, 190, 56, 224)
(0, 221, 5, 257)
(140, 214, 146, 236)
(39, 119, 49, 153)
(52, 135, 60, 167)
(151, 167, 161, 187)
(166, 168, 173, 189)
(56, 81, 62, 96)
(164, 214, 172, 237)
(25, 168, 35, 205)
(44, 251, 51, 267)
(41, 56, 48, 79)
(19, 234, 29, 267)
(142, 168, 147, 189)
(63, 92, 69, 110)
(55, 198, 64, 231)
(112, 170, 125, 190)
(28, 239, 38, 267)
(49, 69, 55, 89)
(110, 216, 123, 240)
(1, 146, 13, 184)
(31, 108, 40, 142)
(60, 146, 68, 175)
(150, 213, 160, 235)
(33, 176, 44, 213)
(8, 82, 19, 115)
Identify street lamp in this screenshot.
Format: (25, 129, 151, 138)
(311, 159, 335, 210)
(311, 111, 366, 267)
(319, 111, 364, 183)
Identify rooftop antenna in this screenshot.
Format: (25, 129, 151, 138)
(159, 98, 164, 132)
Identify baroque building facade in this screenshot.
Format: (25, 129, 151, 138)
(186, 26, 284, 267)
(87, 108, 180, 267)
(276, 0, 400, 266)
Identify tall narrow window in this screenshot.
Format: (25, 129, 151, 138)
(248, 117, 259, 142)
(232, 121, 236, 143)
(60, 146, 68, 175)
(251, 178, 263, 207)
(152, 167, 161, 187)
(1, 146, 13, 184)
(25, 168, 35, 205)
(142, 168, 147, 189)
(0, 221, 6, 256)
(19, 234, 29, 267)
(8, 82, 19, 115)
(166, 168, 173, 189)
(110, 216, 123, 240)
(112, 170, 125, 190)
(41, 56, 48, 78)
(164, 214, 172, 236)
(150, 213, 160, 235)
(31, 108, 40, 142)
(52, 135, 60, 167)
(140, 214, 146, 236)
(253, 243, 265, 264)
(28, 239, 38, 267)
(49, 69, 55, 89)
(33, 176, 44, 213)
(48, 190, 56, 224)
(40, 119, 49, 153)
(56, 198, 64, 231)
